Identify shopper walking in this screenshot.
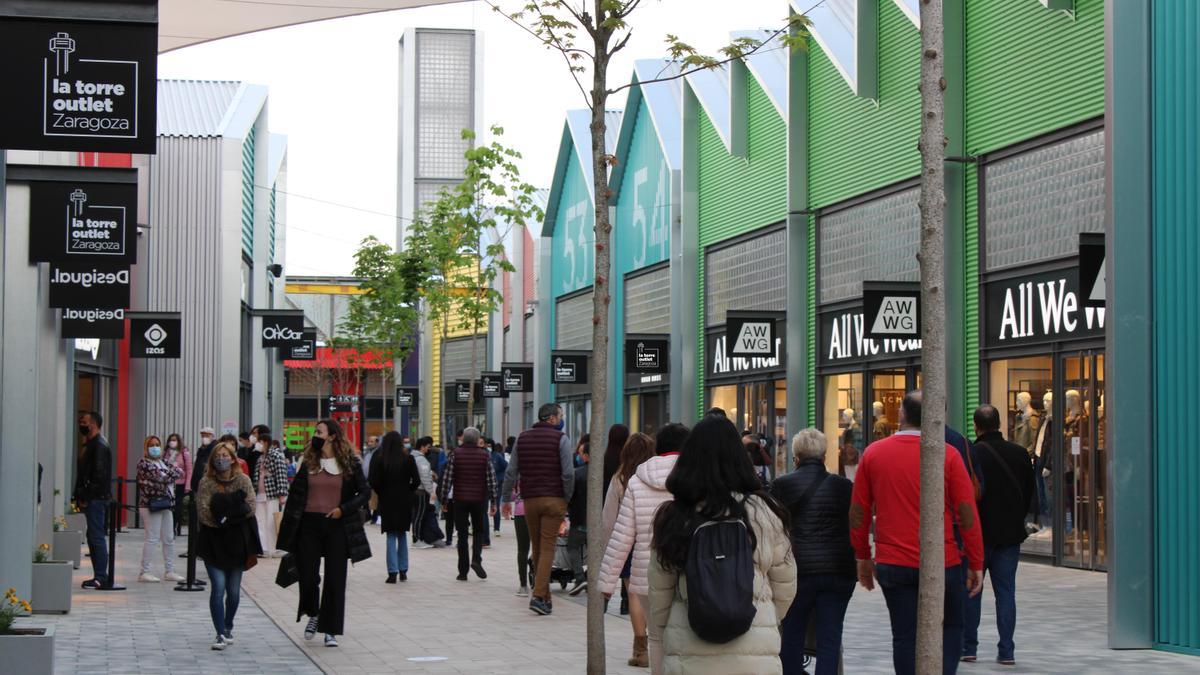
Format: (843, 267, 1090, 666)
(850, 391, 984, 675)
(491, 441, 508, 538)
(276, 419, 372, 647)
(501, 403, 575, 616)
(251, 431, 289, 557)
(771, 428, 855, 675)
(136, 435, 184, 583)
(438, 427, 496, 581)
(369, 431, 420, 583)
(165, 433, 193, 537)
(648, 415, 796, 675)
(411, 437, 442, 548)
(195, 442, 262, 650)
(566, 435, 591, 595)
(510, 482, 531, 596)
(73, 411, 112, 589)
(602, 424, 630, 498)
(962, 404, 1035, 666)
(598, 429, 672, 669)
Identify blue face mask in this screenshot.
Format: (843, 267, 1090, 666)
(573, 454, 584, 467)
(148, 446, 163, 459)
(555, 418, 565, 431)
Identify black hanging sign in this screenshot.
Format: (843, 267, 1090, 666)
(480, 371, 507, 399)
(455, 381, 472, 403)
(395, 386, 418, 408)
(0, 17, 158, 153)
(61, 307, 125, 339)
(819, 310, 920, 366)
(29, 180, 138, 265)
(128, 312, 181, 359)
(1078, 233, 1105, 309)
(726, 312, 778, 357)
(551, 351, 588, 385)
(983, 266, 1103, 349)
(863, 281, 921, 340)
(287, 329, 317, 360)
(500, 362, 534, 393)
(625, 336, 669, 375)
(47, 263, 130, 309)
(708, 321, 787, 379)
(328, 394, 359, 414)
(259, 310, 306, 348)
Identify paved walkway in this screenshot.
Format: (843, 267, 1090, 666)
(21, 518, 1200, 674)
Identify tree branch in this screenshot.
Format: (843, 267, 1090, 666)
(606, 30, 790, 96)
(485, 1, 593, 107)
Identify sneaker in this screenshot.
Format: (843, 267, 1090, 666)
(413, 541, 433, 550)
(997, 658, 1016, 666)
(432, 540, 448, 549)
(456, 573, 468, 581)
(493, 530, 501, 537)
(304, 616, 319, 640)
(210, 635, 228, 651)
(81, 578, 102, 589)
(515, 586, 529, 597)
(471, 562, 488, 579)
(163, 572, 185, 582)
(960, 656, 977, 663)
(529, 597, 553, 616)
(223, 632, 234, 645)
(568, 579, 588, 596)
(138, 573, 161, 583)
(324, 634, 338, 648)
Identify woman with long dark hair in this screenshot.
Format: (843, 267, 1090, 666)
(276, 419, 371, 647)
(369, 431, 420, 583)
(602, 424, 631, 498)
(648, 416, 796, 674)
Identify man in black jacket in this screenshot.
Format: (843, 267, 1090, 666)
(566, 438, 589, 595)
(73, 411, 112, 589)
(191, 426, 217, 493)
(961, 404, 1035, 666)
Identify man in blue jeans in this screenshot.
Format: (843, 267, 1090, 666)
(72, 411, 112, 589)
(962, 405, 1035, 665)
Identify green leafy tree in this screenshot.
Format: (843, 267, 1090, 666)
(336, 236, 422, 432)
(486, 3, 809, 668)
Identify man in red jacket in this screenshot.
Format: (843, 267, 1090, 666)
(850, 391, 984, 675)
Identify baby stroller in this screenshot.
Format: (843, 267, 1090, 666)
(526, 522, 582, 590)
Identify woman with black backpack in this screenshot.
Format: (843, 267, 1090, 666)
(649, 415, 796, 675)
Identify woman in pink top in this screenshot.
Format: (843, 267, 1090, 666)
(165, 432, 192, 537)
(510, 482, 530, 596)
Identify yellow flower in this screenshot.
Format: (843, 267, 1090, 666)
(21, 601, 31, 612)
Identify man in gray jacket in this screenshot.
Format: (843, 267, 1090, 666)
(411, 436, 442, 548)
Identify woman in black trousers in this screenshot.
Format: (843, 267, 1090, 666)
(369, 431, 420, 583)
(276, 419, 371, 648)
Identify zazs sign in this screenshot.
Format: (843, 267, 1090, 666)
(0, 16, 157, 153)
(129, 313, 181, 359)
(259, 311, 306, 348)
(984, 267, 1104, 349)
(29, 180, 137, 265)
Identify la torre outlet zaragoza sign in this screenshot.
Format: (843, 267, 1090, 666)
(0, 14, 157, 153)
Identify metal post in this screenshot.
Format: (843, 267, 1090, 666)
(175, 498, 205, 591)
(96, 477, 126, 591)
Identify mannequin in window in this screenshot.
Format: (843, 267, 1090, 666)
(838, 408, 862, 481)
(871, 401, 888, 442)
(1096, 394, 1106, 452)
(1062, 389, 1086, 535)
(1031, 392, 1053, 528)
(1011, 392, 1040, 458)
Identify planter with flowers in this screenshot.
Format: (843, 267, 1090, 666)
(51, 517, 82, 570)
(64, 503, 86, 534)
(0, 588, 54, 674)
(30, 545, 72, 614)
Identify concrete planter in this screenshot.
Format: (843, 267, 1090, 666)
(31, 561, 73, 614)
(65, 513, 86, 533)
(52, 530, 82, 569)
(0, 625, 54, 675)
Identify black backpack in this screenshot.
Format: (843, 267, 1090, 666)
(685, 501, 757, 643)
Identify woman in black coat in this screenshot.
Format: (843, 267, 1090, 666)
(369, 431, 420, 583)
(276, 418, 370, 647)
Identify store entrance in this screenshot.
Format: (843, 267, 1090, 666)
(866, 367, 921, 444)
(626, 390, 667, 438)
(707, 379, 787, 479)
(1059, 350, 1106, 570)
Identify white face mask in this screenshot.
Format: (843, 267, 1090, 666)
(249, 435, 258, 445)
(255, 442, 264, 452)
(168, 440, 178, 449)
(200, 436, 212, 445)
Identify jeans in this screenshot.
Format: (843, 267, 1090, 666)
(524, 496, 567, 602)
(84, 499, 109, 583)
(492, 489, 502, 532)
(566, 525, 587, 582)
(386, 531, 410, 574)
(138, 507, 176, 574)
(875, 563, 966, 675)
(454, 500, 487, 576)
(204, 562, 243, 638)
(963, 543, 1020, 660)
(781, 574, 854, 675)
(514, 514, 530, 587)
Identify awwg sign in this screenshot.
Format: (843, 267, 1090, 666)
(726, 312, 778, 356)
(863, 282, 921, 340)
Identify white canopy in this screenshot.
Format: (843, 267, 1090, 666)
(159, 0, 467, 52)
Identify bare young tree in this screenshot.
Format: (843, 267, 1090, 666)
(917, 0, 947, 671)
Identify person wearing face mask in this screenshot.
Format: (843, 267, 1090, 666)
(73, 411, 112, 589)
(251, 432, 289, 557)
(195, 441, 262, 650)
(500, 403, 576, 616)
(276, 418, 372, 647)
(192, 426, 218, 493)
(165, 433, 193, 538)
(136, 435, 185, 583)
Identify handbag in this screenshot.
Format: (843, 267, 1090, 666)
(148, 496, 173, 512)
(275, 552, 299, 588)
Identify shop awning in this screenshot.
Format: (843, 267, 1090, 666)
(286, 347, 391, 370)
(160, 0, 468, 52)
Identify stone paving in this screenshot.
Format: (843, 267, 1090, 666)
(21, 518, 1200, 674)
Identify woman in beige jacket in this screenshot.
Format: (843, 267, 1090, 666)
(648, 416, 797, 675)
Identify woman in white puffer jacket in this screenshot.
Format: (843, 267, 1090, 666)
(599, 423, 691, 671)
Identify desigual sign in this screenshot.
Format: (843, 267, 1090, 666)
(259, 311, 306, 348)
(61, 307, 125, 339)
(29, 181, 137, 265)
(984, 266, 1104, 349)
(0, 17, 157, 153)
(47, 263, 130, 309)
(129, 313, 181, 359)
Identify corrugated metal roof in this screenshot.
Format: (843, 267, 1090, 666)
(613, 60, 684, 178)
(542, 109, 622, 237)
(157, 79, 241, 138)
(686, 64, 731, 150)
(732, 30, 789, 119)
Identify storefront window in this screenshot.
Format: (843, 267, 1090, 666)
(989, 356, 1053, 556)
(708, 384, 738, 425)
(773, 380, 787, 476)
(821, 373, 863, 476)
(871, 370, 907, 442)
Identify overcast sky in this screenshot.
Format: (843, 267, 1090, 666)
(158, 1, 792, 276)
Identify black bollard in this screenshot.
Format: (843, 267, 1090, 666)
(175, 498, 205, 591)
(96, 479, 126, 591)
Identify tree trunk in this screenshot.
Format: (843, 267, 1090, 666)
(916, 0, 947, 673)
(467, 316, 479, 424)
(441, 314, 451, 447)
(586, 8, 612, 673)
